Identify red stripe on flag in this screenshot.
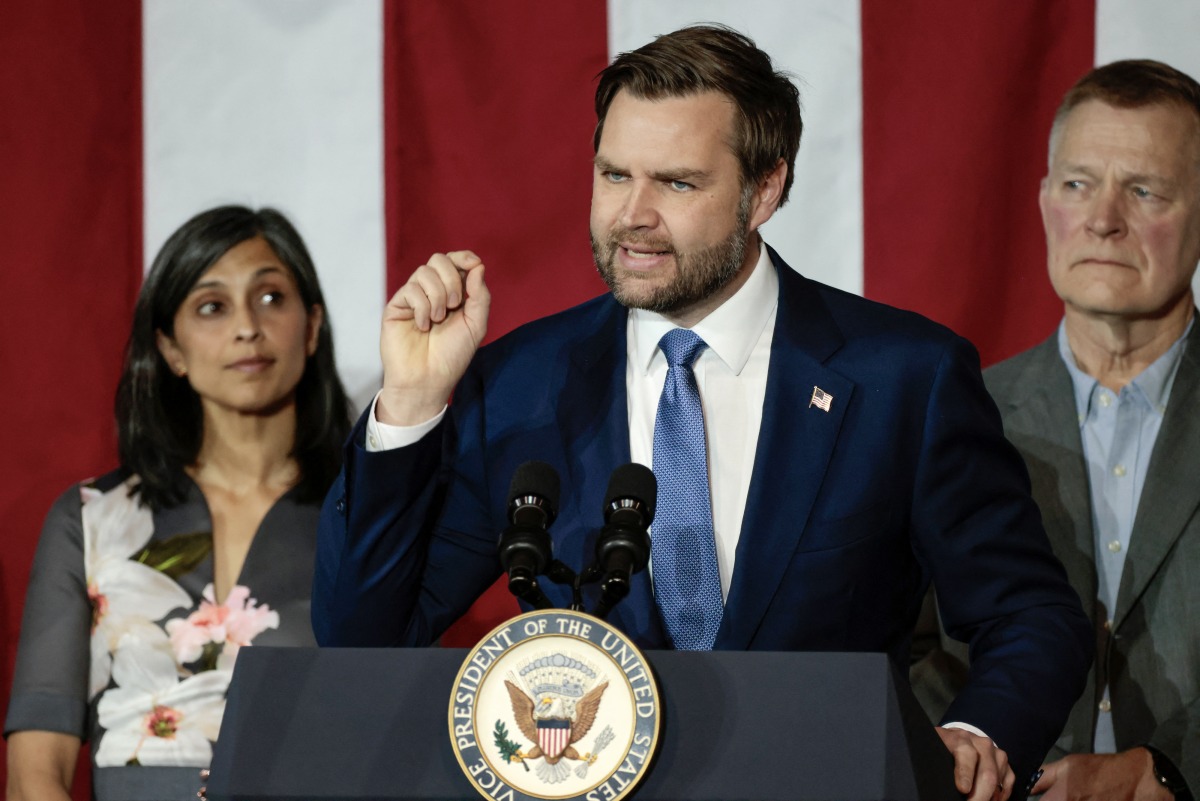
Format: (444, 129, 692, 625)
(383, 1, 609, 645)
(0, 0, 142, 793)
(861, 2, 1095, 366)
(384, 0, 610, 336)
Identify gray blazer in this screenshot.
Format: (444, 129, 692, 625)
(914, 323, 1200, 791)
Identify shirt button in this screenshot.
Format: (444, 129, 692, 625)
(369, 434, 379, 448)
(1104, 619, 1113, 631)
(1108, 540, 1122, 553)
(1099, 393, 1112, 408)
(1113, 464, 1126, 477)
(1099, 699, 1112, 712)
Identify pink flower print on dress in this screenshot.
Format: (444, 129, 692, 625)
(166, 583, 280, 670)
(88, 582, 110, 633)
(95, 637, 229, 767)
(144, 704, 184, 739)
(220, 586, 280, 649)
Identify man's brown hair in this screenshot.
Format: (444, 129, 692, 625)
(1051, 59, 1200, 157)
(594, 24, 802, 206)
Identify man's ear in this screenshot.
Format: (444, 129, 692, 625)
(155, 330, 186, 376)
(306, 305, 324, 357)
(1037, 176, 1051, 230)
(748, 159, 788, 231)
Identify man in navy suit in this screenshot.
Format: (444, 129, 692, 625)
(313, 25, 1090, 800)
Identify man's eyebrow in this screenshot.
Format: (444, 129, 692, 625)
(1122, 171, 1175, 188)
(592, 157, 711, 184)
(593, 155, 622, 172)
(647, 167, 710, 183)
(1054, 162, 1099, 177)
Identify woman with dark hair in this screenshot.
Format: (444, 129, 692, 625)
(5, 206, 351, 800)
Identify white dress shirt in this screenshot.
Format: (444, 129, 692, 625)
(626, 244, 777, 599)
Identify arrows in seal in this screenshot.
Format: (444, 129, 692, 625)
(575, 725, 615, 779)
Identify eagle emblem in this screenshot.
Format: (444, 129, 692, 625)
(498, 653, 610, 784)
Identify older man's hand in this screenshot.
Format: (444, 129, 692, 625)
(1032, 749, 1175, 801)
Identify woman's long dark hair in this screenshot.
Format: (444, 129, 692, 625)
(116, 206, 352, 510)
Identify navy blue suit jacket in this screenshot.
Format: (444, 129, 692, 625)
(314, 250, 1091, 781)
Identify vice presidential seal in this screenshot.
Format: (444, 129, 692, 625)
(449, 609, 660, 801)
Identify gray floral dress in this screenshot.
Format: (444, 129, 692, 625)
(5, 469, 319, 801)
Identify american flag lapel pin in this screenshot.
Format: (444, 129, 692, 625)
(809, 385, 833, 412)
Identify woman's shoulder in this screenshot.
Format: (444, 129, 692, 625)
(50, 467, 135, 508)
(41, 468, 143, 542)
(88, 467, 136, 494)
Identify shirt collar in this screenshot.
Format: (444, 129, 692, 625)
(629, 241, 778, 376)
(1057, 315, 1192, 423)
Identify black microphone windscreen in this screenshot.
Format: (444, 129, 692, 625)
(508, 460, 561, 513)
(604, 463, 656, 522)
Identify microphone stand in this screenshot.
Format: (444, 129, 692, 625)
(506, 559, 609, 614)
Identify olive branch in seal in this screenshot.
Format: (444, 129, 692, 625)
(493, 720, 530, 772)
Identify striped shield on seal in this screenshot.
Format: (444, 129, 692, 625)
(537, 719, 571, 759)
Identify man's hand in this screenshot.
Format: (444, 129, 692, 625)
(377, 250, 490, 425)
(1032, 749, 1174, 801)
(937, 726, 1014, 800)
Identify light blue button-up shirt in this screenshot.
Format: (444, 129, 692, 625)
(1057, 317, 1191, 752)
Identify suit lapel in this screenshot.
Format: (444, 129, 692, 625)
(557, 297, 630, 496)
(994, 337, 1098, 617)
(554, 298, 665, 645)
(717, 251, 851, 649)
(1116, 321, 1200, 628)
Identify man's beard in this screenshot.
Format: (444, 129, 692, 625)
(591, 195, 751, 315)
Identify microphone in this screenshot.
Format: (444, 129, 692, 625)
(499, 461, 560, 602)
(593, 463, 656, 618)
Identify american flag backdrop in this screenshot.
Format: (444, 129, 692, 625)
(3, 1, 1199, 793)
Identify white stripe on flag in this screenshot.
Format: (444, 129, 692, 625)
(607, 0, 863, 295)
(142, 0, 385, 405)
(1096, 0, 1200, 76)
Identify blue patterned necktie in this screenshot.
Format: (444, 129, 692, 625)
(651, 328, 723, 650)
